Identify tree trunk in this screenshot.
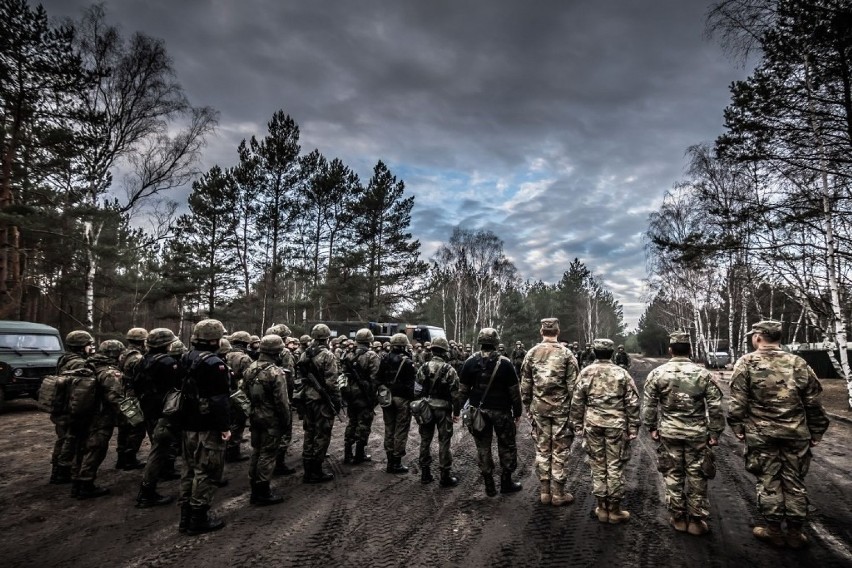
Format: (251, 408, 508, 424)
(822, 178, 851, 408)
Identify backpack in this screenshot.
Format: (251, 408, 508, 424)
(37, 374, 71, 413)
(66, 366, 100, 419)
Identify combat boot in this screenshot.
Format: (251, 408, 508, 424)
(785, 521, 809, 549)
(687, 516, 709, 536)
(122, 454, 146, 470)
(114, 453, 126, 470)
(159, 461, 181, 481)
(388, 456, 409, 474)
(178, 502, 191, 533)
(607, 499, 631, 524)
(669, 512, 688, 532)
(70, 480, 81, 498)
(50, 464, 72, 485)
(386, 452, 395, 473)
(136, 481, 174, 508)
(753, 522, 785, 547)
(483, 474, 497, 497)
(274, 451, 296, 476)
(500, 471, 522, 494)
(225, 445, 249, 463)
(353, 441, 372, 464)
(421, 467, 434, 484)
(439, 468, 459, 488)
(539, 480, 552, 505)
(551, 482, 574, 506)
(343, 443, 354, 464)
(250, 481, 284, 506)
(594, 497, 609, 523)
(186, 505, 225, 536)
(304, 459, 334, 484)
(76, 479, 110, 499)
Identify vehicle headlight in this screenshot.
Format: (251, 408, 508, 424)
(13, 368, 23, 377)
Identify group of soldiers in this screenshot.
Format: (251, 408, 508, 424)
(44, 315, 828, 548)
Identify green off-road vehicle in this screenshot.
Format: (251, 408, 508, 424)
(0, 321, 63, 411)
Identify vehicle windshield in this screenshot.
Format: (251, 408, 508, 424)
(0, 333, 62, 352)
(428, 328, 446, 341)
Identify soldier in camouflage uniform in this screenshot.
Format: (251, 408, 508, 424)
(115, 327, 148, 470)
(571, 338, 640, 523)
(613, 345, 631, 369)
(415, 337, 460, 487)
(642, 331, 723, 535)
(378, 333, 417, 473)
(579, 343, 596, 369)
(266, 324, 298, 475)
(342, 328, 381, 465)
(511, 341, 527, 377)
(243, 335, 290, 506)
(520, 318, 579, 506)
(459, 328, 523, 497)
(49, 330, 95, 484)
(728, 320, 830, 549)
(224, 331, 254, 463)
(296, 323, 341, 483)
(247, 334, 261, 361)
(178, 319, 232, 535)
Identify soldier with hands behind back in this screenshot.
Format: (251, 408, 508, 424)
(378, 333, 418, 474)
(342, 328, 381, 465)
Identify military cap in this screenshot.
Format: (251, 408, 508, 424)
(592, 338, 615, 350)
(746, 320, 782, 335)
(540, 318, 560, 333)
(669, 331, 690, 344)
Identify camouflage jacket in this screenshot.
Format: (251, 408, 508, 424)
(727, 347, 830, 441)
(297, 343, 341, 408)
(242, 355, 290, 432)
(520, 339, 578, 418)
(642, 356, 723, 441)
(56, 352, 87, 374)
(87, 354, 126, 428)
(570, 360, 640, 435)
(119, 348, 144, 397)
(226, 348, 254, 387)
(414, 355, 460, 414)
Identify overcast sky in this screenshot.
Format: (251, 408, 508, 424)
(41, 0, 749, 329)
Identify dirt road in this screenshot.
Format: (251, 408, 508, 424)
(1, 357, 850, 567)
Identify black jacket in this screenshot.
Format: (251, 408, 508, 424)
(179, 349, 230, 432)
(460, 351, 522, 416)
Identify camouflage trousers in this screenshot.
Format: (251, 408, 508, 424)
(418, 408, 454, 470)
(228, 402, 248, 452)
(744, 435, 812, 522)
(250, 428, 282, 483)
(532, 414, 574, 484)
(382, 396, 412, 458)
(116, 421, 146, 458)
(657, 437, 710, 518)
(50, 414, 76, 468)
(141, 417, 180, 485)
(71, 422, 114, 481)
(180, 430, 226, 508)
(302, 401, 335, 460)
(582, 426, 631, 500)
(345, 403, 375, 445)
(471, 409, 517, 476)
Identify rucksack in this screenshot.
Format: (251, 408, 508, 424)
(66, 366, 100, 419)
(37, 374, 71, 413)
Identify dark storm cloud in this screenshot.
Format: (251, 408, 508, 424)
(39, 0, 748, 327)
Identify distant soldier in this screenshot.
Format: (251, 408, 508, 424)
(296, 324, 341, 483)
(224, 331, 254, 463)
(571, 341, 580, 355)
(511, 341, 527, 376)
(378, 333, 417, 473)
(571, 338, 640, 524)
(115, 327, 148, 470)
(613, 345, 631, 369)
(459, 328, 523, 497)
(266, 324, 298, 475)
(415, 337, 460, 487)
(642, 331, 723, 535)
(247, 334, 261, 361)
(49, 330, 95, 485)
(178, 319, 231, 535)
(579, 343, 597, 369)
(520, 318, 578, 506)
(728, 320, 830, 549)
(342, 328, 381, 465)
(243, 335, 290, 506)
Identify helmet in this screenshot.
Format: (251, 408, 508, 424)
(498, 343, 505, 349)
(300, 334, 311, 345)
(218, 337, 232, 354)
(266, 323, 292, 338)
(168, 339, 187, 356)
(618, 344, 625, 349)
(98, 339, 124, 358)
(193, 319, 225, 341)
(249, 334, 260, 344)
(229, 330, 252, 345)
(259, 334, 285, 355)
(126, 327, 148, 342)
(389, 333, 410, 347)
(65, 330, 95, 348)
(372, 341, 381, 348)
(477, 328, 500, 346)
(311, 323, 331, 340)
(431, 337, 450, 352)
(147, 327, 177, 349)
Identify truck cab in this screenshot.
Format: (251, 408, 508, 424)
(0, 321, 64, 410)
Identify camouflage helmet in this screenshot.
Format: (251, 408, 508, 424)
(259, 334, 285, 355)
(266, 323, 292, 338)
(249, 334, 260, 344)
(126, 327, 148, 343)
(65, 330, 95, 348)
(98, 339, 124, 358)
(147, 327, 177, 349)
(389, 333, 410, 348)
(372, 341, 382, 348)
(477, 328, 500, 346)
(229, 330, 252, 345)
(431, 337, 450, 352)
(300, 334, 311, 345)
(311, 323, 331, 340)
(168, 339, 187, 357)
(218, 337, 232, 355)
(194, 319, 225, 342)
(498, 343, 505, 349)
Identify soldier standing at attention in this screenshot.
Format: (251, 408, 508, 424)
(459, 328, 523, 497)
(728, 320, 830, 549)
(613, 345, 631, 369)
(342, 328, 381, 466)
(224, 331, 255, 463)
(642, 331, 723, 535)
(116, 327, 148, 470)
(243, 335, 290, 506)
(266, 324, 298, 475)
(571, 338, 640, 524)
(179, 319, 231, 535)
(297, 324, 341, 483)
(520, 318, 578, 506)
(378, 333, 417, 473)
